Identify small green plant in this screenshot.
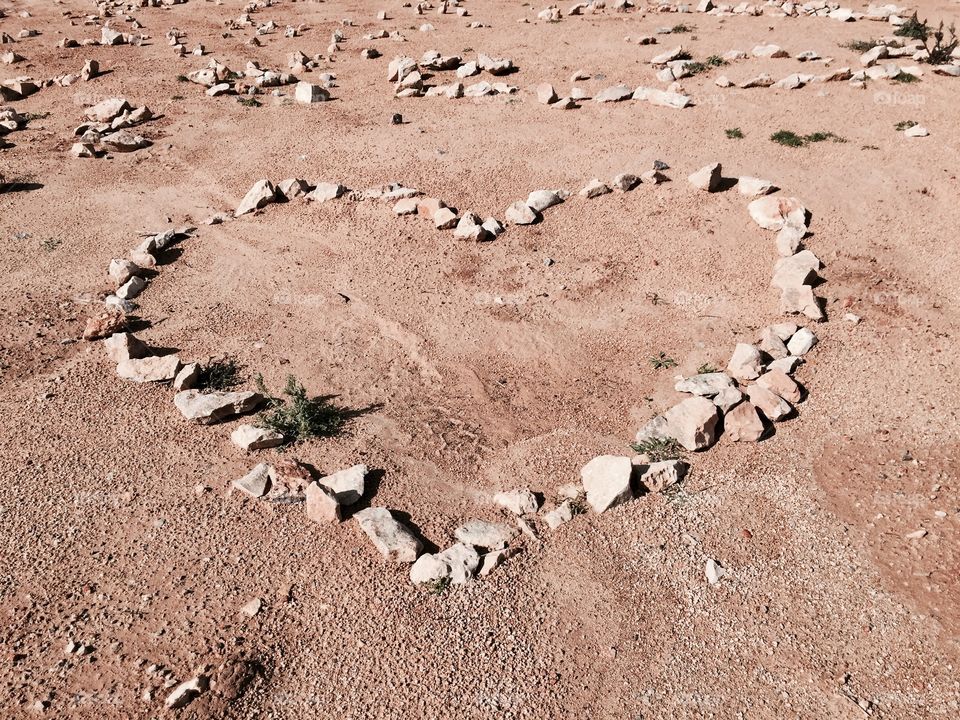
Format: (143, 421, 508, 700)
(630, 437, 685, 463)
(840, 39, 881, 52)
(649, 352, 677, 370)
(425, 576, 450, 595)
(198, 358, 242, 391)
(697, 363, 719, 374)
(238, 97, 262, 107)
(772, 130, 847, 147)
(40, 238, 62, 252)
(895, 119, 917, 131)
(891, 71, 920, 83)
(706, 55, 727, 67)
(176, 74, 189, 82)
(670, 23, 694, 33)
(725, 127, 744, 139)
(255, 374, 347, 443)
(895, 13, 958, 63)
(684, 61, 708, 76)
(895, 12, 929, 41)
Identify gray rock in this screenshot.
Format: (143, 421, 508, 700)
(354, 507, 422, 562)
(173, 389, 263, 424)
(543, 501, 574, 529)
(674, 372, 734, 397)
(317, 464, 366, 505)
(232, 463, 272, 498)
(712, 386, 743, 413)
(505, 201, 540, 225)
(454, 520, 518, 549)
(493, 489, 539, 515)
(231, 424, 285, 450)
(581, 455, 633, 513)
(787, 327, 817, 355)
(526, 189, 563, 212)
(116, 355, 180, 383)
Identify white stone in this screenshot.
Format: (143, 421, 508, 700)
(738, 176, 775, 197)
(580, 455, 633, 513)
(116, 355, 180, 383)
(688, 163, 722, 192)
(354, 507, 423, 562)
(317, 464, 366, 505)
(786, 327, 817, 355)
(674, 373, 734, 397)
(493, 489, 539, 515)
(174, 390, 263, 424)
(231, 424, 284, 450)
(663, 396, 720, 451)
(454, 520, 518, 549)
(505, 201, 540, 225)
(727, 343, 763, 381)
(235, 179, 277, 217)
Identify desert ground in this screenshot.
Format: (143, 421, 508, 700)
(1, 0, 959, 717)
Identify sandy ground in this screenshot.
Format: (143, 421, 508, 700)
(1, 0, 959, 717)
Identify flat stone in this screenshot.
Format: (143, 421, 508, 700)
(758, 327, 789, 360)
(305, 482, 341, 523)
(165, 676, 208, 710)
(410, 543, 480, 585)
(756, 369, 801, 403)
(536, 83, 557, 104)
(433, 206, 458, 229)
(277, 178, 311, 199)
(674, 372, 734, 397)
(727, 343, 763, 381)
(83, 308, 127, 340)
(393, 197, 419, 215)
(493, 489, 539, 515)
(232, 463, 272, 498)
(581, 455, 633, 513)
(779, 285, 824, 321)
(266, 459, 313, 503)
(745, 384, 792, 421)
(85, 97, 129, 122)
(724, 401, 765, 441)
(768, 356, 802, 375)
(103, 332, 149, 362)
(772, 250, 821, 291)
(454, 520, 518, 549)
(354, 507, 422, 562)
(688, 163, 722, 192)
(664, 396, 720, 451)
(712, 386, 743, 413)
(306, 182, 345, 202)
(776, 224, 805, 256)
(116, 355, 180, 383)
(116, 275, 147, 300)
(108, 258, 142, 286)
(748, 196, 807, 231)
(317, 464, 366, 505)
(594, 84, 633, 103)
(101, 130, 150, 152)
(231, 424, 285, 450)
(478, 547, 518, 576)
(173, 389, 263, 424)
(634, 413, 671, 445)
(738, 176, 775, 197)
(526, 189, 563, 212)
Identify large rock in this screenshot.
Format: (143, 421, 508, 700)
(235, 179, 277, 217)
(83, 308, 127, 340)
(317, 464, 366, 505)
(664, 396, 720, 451)
(745, 385, 792, 421)
(594, 84, 633, 103)
(305, 482, 341, 523)
(674, 372, 734, 397)
(772, 250, 821, 291)
(748, 196, 807, 231)
(410, 543, 480, 585)
(727, 343, 763, 381)
(505, 201, 540, 225)
(173, 390, 263, 424)
(306, 182, 346, 203)
(492, 489, 539, 515)
(103, 332, 149, 362)
(454, 520, 518, 549)
(294, 81, 330, 103)
(580, 455, 633, 513)
(354, 507, 422, 562)
(779, 285, 824, 321)
(688, 163, 722, 192)
(738, 176, 775, 197)
(756, 369, 801, 403)
(101, 130, 150, 153)
(116, 355, 180, 382)
(723, 401, 765, 441)
(85, 97, 129, 122)
(712, 385, 743, 413)
(635, 459, 688, 492)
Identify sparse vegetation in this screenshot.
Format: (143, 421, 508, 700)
(895, 119, 918, 131)
(725, 127, 744, 139)
(684, 62, 708, 76)
(255, 374, 347, 443)
(670, 23, 695, 34)
(197, 358, 242, 391)
(840, 39, 881, 52)
(895, 12, 929, 41)
(630, 437, 685, 462)
(649, 352, 678, 370)
(771, 130, 847, 147)
(697, 363, 719, 374)
(425, 577, 450, 595)
(40, 238, 62, 252)
(238, 97, 262, 107)
(706, 55, 727, 67)
(891, 71, 920, 83)
(895, 13, 958, 64)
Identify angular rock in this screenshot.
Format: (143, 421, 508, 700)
(688, 163, 722, 192)
(354, 507, 422, 562)
(758, 327, 789, 360)
(594, 84, 632, 103)
(116, 275, 147, 300)
(103, 332, 149, 362)
(536, 83, 558, 104)
(85, 97, 129, 122)
(505, 201, 540, 225)
(101, 130, 150, 153)
(664, 396, 721, 451)
(544, 501, 574, 529)
(277, 178, 311, 199)
(635, 459, 688, 492)
(305, 482, 341, 523)
(317, 464, 366, 505)
(306, 182, 345, 203)
(165, 676, 208, 710)
(580, 455, 633, 513)
(393, 197, 419, 216)
(233, 463, 272, 498)
(738, 176, 775, 197)
(674, 372, 734, 397)
(526, 189, 563, 212)
(173, 390, 263, 424)
(745, 384, 792, 421)
(727, 343, 763, 381)
(173, 362, 200, 391)
(235, 179, 277, 217)
(712, 385, 743, 413)
(454, 520, 518, 549)
(83, 308, 127, 340)
(493, 489, 539, 515)
(779, 285, 824, 321)
(748, 196, 807, 231)
(579, 179, 611, 198)
(433, 206, 458, 229)
(723, 400, 765, 441)
(776, 224, 805, 257)
(116, 355, 180, 383)
(478, 547, 518, 576)
(295, 81, 330, 103)
(231, 424, 284, 450)
(756, 369, 801, 403)
(786, 327, 817, 355)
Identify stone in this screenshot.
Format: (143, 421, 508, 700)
(317, 464, 366, 505)
(860, 45, 888, 67)
(116, 355, 180, 383)
(235, 179, 277, 217)
(409, 553, 450, 585)
(295, 81, 330, 103)
(776, 224, 805, 256)
(173, 363, 200, 391)
(772, 250, 821, 291)
(83, 308, 127, 340)
(354, 507, 422, 562)
(712, 386, 743, 413)
(768, 356, 802, 375)
(632, 86, 692, 109)
(165, 676, 208, 710)
(108, 258, 143, 286)
(493, 489, 539, 515)
(101, 130, 150, 153)
(410, 544, 480, 585)
(758, 327, 789, 360)
(738, 176, 775, 197)
(738, 73, 775, 89)
(277, 178, 311, 199)
(433, 207, 458, 229)
(71, 142, 96, 158)
(727, 343, 763, 381)
(635, 460, 688, 492)
(544, 501, 574, 529)
(611, 172, 639, 191)
(526, 189, 564, 212)
(306, 182, 345, 202)
(266, 459, 313, 503)
(779, 285, 824, 321)
(393, 198, 419, 215)
(904, 125, 928, 138)
(746, 384, 792, 421)
(305, 482, 341, 523)
(748, 196, 807, 231)
(239, 598, 262, 617)
(173, 390, 263, 424)
(787, 327, 817, 355)
(724, 401, 765, 441)
(580, 179, 611, 198)
(116, 276, 147, 300)
(478, 547, 517, 576)
(454, 520, 518, 549)
(634, 413, 671, 445)
(231, 424, 285, 450)
(705, 558, 725, 585)
(674, 372, 734, 397)
(663, 396, 721, 451)
(536, 83, 558, 104)
(103, 332, 149, 362)
(580, 455, 633, 513)
(453, 213, 490, 241)
(85, 97, 129, 122)
(477, 54, 514, 75)
(594, 84, 633, 103)
(688, 163, 722, 192)
(505, 201, 540, 225)
(756, 369, 801, 403)
(752, 44, 789, 58)
(232, 463, 272, 498)
(640, 169, 667, 184)
(651, 46, 686, 64)
(416, 197, 446, 220)
(456, 61, 479, 78)
(481, 217, 505, 237)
